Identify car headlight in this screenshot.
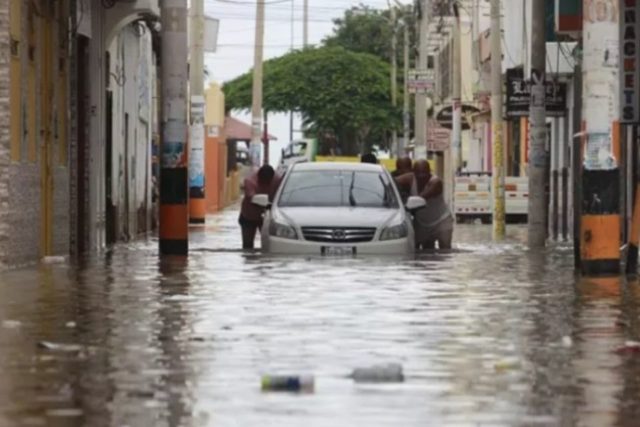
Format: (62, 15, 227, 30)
(380, 223, 408, 241)
(269, 220, 298, 240)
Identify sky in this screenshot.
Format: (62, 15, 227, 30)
(203, 0, 411, 164)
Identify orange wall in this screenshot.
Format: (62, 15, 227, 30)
(205, 126, 225, 214)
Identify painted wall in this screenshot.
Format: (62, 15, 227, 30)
(108, 23, 155, 240)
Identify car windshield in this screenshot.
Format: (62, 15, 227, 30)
(278, 170, 399, 208)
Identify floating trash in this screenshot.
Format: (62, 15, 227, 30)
(614, 341, 640, 355)
(350, 363, 404, 383)
(37, 341, 83, 353)
(261, 375, 314, 392)
(41, 256, 66, 264)
(2, 320, 22, 329)
(494, 358, 522, 372)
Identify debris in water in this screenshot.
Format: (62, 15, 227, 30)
(261, 375, 314, 392)
(494, 358, 521, 372)
(37, 341, 83, 353)
(46, 408, 83, 417)
(65, 321, 77, 328)
(41, 256, 66, 264)
(2, 320, 22, 329)
(562, 336, 573, 348)
(614, 341, 640, 355)
(350, 363, 404, 383)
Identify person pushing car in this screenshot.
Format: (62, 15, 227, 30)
(239, 165, 281, 250)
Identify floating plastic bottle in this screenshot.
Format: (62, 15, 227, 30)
(350, 363, 404, 383)
(261, 375, 314, 392)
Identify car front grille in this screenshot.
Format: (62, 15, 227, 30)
(301, 227, 376, 243)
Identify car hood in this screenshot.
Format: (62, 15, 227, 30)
(276, 207, 403, 228)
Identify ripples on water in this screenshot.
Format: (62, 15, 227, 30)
(1, 208, 640, 426)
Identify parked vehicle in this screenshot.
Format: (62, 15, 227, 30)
(454, 173, 528, 223)
(252, 162, 425, 255)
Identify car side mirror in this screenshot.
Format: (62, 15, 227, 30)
(252, 194, 271, 208)
(405, 196, 426, 211)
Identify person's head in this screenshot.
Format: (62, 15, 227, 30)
(257, 164, 275, 185)
(413, 159, 431, 181)
(396, 157, 412, 174)
(360, 153, 378, 164)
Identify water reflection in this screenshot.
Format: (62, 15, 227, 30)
(1, 209, 640, 425)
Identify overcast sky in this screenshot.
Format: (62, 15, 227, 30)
(204, 0, 411, 163)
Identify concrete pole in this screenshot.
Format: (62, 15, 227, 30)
(452, 2, 462, 173)
(289, 0, 295, 143)
(160, 0, 189, 255)
(303, 0, 309, 47)
(415, 0, 429, 157)
(250, 0, 266, 168)
(528, 0, 547, 247)
(580, 0, 621, 275)
(189, 0, 206, 224)
(390, 4, 398, 157)
(402, 21, 410, 155)
(490, 0, 505, 240)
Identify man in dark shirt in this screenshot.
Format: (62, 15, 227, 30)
(239, 165, 281, 249)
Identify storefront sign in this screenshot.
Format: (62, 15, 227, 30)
(505, 68, 568, 117)
(620, 0, 640, 123)
(435, 104, 479, 130)
(408, 69, 436, 94)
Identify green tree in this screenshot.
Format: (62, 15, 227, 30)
(224, 47, 400, 155)
(323, 4, 417, 68)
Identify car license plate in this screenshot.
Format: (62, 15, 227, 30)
(321, 246, 356, 256)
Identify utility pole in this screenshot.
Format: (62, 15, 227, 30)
(402, 19, 410, 156)
(490, 0, 505, 240)
(250, 0, 265, 168)
(528, 0, 547, 247)
(289, 0, 295, 144)
(160, 0, 189, 255)
(452, 1, 462, 173)
(189, 0, 206, 224)
(580, 0, 621, 275)
(303, 0, 309, 47)
(415, 0, 429, 156)
(390, 3, 398, 157)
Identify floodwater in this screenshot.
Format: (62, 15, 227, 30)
(1, 207, 640, 427)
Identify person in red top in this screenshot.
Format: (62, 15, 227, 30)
(239, 165, 281, 249)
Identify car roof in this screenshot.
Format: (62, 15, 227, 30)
(291, 161, 385, 172)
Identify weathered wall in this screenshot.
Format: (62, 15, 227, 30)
(0, 0, 70, 269)
(108, 23, 155, 240)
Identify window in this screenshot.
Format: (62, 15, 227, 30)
(278, 170, 398, 208)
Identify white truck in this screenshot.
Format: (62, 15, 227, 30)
(454, 173, 528, 223)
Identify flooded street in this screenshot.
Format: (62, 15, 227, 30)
(1, 206, 640, 426)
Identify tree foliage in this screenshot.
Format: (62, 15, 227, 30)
(223, 46, 400, 155)
(323, 5, 417, 68)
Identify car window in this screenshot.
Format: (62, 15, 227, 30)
(278, 170, 398, 208)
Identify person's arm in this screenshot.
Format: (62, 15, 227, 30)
(394, 172, 414, 188)
(419, 177, 443, 200)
